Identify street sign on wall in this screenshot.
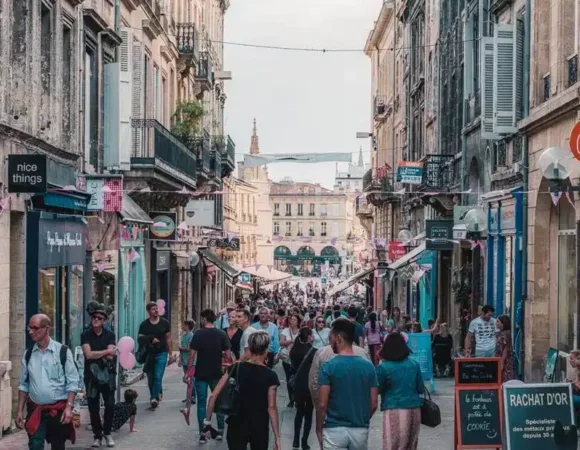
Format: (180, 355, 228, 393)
(426, 219, 454, 250)
(396, 161, 424, 185)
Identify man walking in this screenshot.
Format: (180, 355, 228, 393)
(252, 307, 280, 368)
(464, 305, 496, 357)
(316, 319, 378, 450)
(17, 314, 80, 450)
(347, 306, 365, 347)
(238, 309, 257, 361)
(138, 302, 174, 408)
(81, 306, 117, 448)
(187, 309, 232, 444)
(216, 301, 236, 330)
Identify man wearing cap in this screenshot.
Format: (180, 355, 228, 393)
(216, 301, 235, 330)
(81, 305, 117, 448)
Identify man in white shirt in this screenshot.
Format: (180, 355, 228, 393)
(237, 309, 256, 361)
(464, 305, 496, 357)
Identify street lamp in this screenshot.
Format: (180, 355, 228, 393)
(538, 146, 578, 191)
(397, 229, 415, 252)
(464, 208, 487, 240)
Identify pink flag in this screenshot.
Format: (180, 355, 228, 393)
(550, 192, 562, 207)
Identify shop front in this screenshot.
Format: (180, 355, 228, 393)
(26, 212, 87, 349)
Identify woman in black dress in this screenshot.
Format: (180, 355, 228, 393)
(223, 310, 243, 360)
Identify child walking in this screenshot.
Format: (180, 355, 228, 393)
(178, 319, 196, 403)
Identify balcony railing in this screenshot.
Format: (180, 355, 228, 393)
(226, 135, 235, 164)
(190, 134, 211, 175)
(373, 95, 389, 118)
(131, 119, 197, 181)
(363, 169, 373, 191)
(195, 52, 214, 85)
(418, 154, 455, 191)
(568, 55, 578, 87)
(176, 23, 199, 61)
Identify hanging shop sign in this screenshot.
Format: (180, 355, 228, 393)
(8, 154, 47, 193)
(185, 199, 216, 227)
(503, 383, 575, 450)
(38, 216, 87, 267)
(454, 357, 503, 449)
(208, 237, 240, 251)
(388, 240, 406, 262)
(396, 161, 424, 185)
(569, 121, 580, 161)
(150, 212, 177, 240)
(77, 175, 123, 212)
(156, 251, 170, 271)
(426, 219, 454, 251)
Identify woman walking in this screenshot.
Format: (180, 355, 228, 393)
(280, 314, 301, 407)
(204, 331, 281, 450)
(290, 327, 317, 450)
(495, 315, 516, 382)
(376, 333, 425, 450)
(365, 312, 384, 366)
(224, 309, 243, 361)
(312, 316, 330, 349)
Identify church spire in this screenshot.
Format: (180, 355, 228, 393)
(250, 118, 260, 155)
(357, 146, 364, 167)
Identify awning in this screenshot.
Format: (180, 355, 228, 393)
(388, 242, 426, 271)
(120, 194, 153, 224)
(327, 267, 374, 297)
(172, 250, 190, 268)
(35, 187, 92, 212)
(199, 249, 239, 280)
(240, 265, 292, 283)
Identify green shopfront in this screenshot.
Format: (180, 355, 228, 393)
(273, 245, 342, 276)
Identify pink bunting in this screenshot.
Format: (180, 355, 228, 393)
(550, 192, 562, 206)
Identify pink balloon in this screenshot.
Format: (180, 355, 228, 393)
(156, 299, 166, 308)
(120, 352, 136, 370)
(117, 336, 135, 354)
(158, 306, 166, 316)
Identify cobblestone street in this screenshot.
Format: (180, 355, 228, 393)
(0, 365, 455, 449)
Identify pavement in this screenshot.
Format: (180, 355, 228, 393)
(0, 365, 456, 449)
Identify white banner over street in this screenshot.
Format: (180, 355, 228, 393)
(243, 152, 353, 168)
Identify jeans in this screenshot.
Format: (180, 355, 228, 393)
(282, 362, 294, 402)
(27, 411, 66, 450)
(195, 378, 225, 432)
(322, 427, 369, 450)
(293, 397, 313, 447)
(148, 352, 167, 401)
(87, 385, 115, 439)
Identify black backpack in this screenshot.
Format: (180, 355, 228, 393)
(24, 344, 76, 383)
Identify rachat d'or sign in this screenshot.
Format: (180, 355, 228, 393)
(8, 154, 47, 193)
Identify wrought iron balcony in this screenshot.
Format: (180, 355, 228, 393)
(221, 135, 235, 177)
(356, 196, 373, 217)
(367, 173, 396, 206)
(195, 52, 214, 91)
(417, 154, 455, 191)
(363, 169, 373, 191)
(130, 119, 197, 189)
(176, 23, 199, 65)
(373, 95, 390, 119)
(209, 149, 222, 180)
(190, 133, 211, 177)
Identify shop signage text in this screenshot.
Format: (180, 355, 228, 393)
(150, 212, 177, 241)
(8, 154, 47, 193)
(388, 240, 406, 262)
(46, 232, 83, 252)
(426, 219, 454, 250)
(396, 161, 424, 185)
(156, 251, 170, 271)
(37, 217, 87, 267)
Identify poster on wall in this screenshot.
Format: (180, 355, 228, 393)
(150, 212, 177, 241)
(185, 200, 215, 227)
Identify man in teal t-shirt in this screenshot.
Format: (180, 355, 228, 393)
(316, 319, 378, 450)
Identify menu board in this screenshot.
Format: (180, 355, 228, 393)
(457, 388, 503, 447)
(456, 358, 501, 385)
(503, 383, 575, 450)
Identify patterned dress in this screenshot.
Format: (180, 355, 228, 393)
(495, 330, 516, 382)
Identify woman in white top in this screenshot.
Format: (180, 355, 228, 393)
(280, 313, 301, 407)
(312, 316, 330, 349)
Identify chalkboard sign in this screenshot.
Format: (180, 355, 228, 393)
(503, 383, 575, 450)
(544, 348, 559, 382)
(456, 358, 501, 385)
(457, 388, 502, 447)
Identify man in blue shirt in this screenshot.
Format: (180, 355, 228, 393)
(252, 307, 280, 368)
(17, 314, 80, 450)
(316, 319, 378, 450)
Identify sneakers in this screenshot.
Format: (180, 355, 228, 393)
(104, 435, 115, 448)
(92, 439, 101, 448)
(199, 433, 207, 444)
(150, 399, 159, 408)
(216, 430, 224, 441)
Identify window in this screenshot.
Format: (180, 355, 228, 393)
(273, 203, 280, 216)
(309, 204, 315, 216)
(321, 204, 328, 217)
(285, 203, 292, 216)
(321, 222, 327, 237)
(285, 221, 292, 236)
(332, 203, 339, 217)
(309, 222, 315, 236)
(273, 222, 279, 235)
(62, 25, 72, 137)
(84, 46, 98, 168)
(297, 222, 303, 236)
(297, 204, 303, 216)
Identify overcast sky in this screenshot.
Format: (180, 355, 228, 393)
(223, 0, 382, 189)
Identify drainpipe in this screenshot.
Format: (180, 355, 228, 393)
(517, 0, 531, 379)
(115, 0, 121, 61)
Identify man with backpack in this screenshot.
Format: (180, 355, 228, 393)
(81, 306, 117, 447)
(16, 314, 80, 450)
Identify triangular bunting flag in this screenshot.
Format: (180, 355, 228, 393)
(551, 191, 562, 206)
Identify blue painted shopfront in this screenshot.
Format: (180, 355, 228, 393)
(406, 250, 437, 330)
(485, 188, 524, 324)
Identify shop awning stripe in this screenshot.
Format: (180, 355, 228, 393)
(199, 249, 239, 279)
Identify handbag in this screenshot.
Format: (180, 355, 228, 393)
(288, 347, 315, 390)
(215, 363, 241, 416)
(420, 389, 441, 428)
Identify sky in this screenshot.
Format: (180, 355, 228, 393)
(223, 0, 382, 189)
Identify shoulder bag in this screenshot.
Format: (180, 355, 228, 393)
(288, 347, 315, 390)
(420, 389, 441, 428)
(215, 362, 241, 416)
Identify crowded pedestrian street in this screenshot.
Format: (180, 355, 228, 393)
(0, 365, 456, 450)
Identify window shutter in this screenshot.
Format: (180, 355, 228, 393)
(480, 36, 499, 139)
(515, 18, 524, 122)
(118, 28, 132, 168)
(131, 39, 143, 157)
(493, 24, 517, 134)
